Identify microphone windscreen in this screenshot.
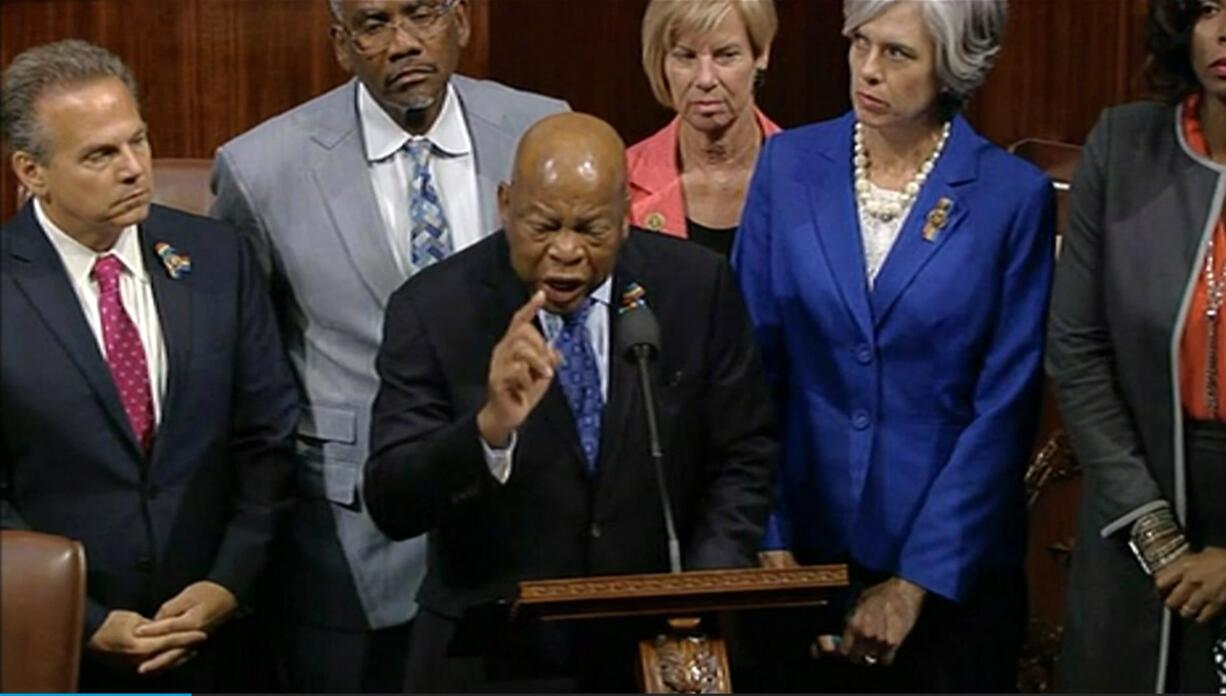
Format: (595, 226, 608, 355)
(616, 304, 661, 360)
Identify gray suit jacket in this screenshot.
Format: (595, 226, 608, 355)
(1048, 100, 1219, 692)
(210, 75, 567, 630)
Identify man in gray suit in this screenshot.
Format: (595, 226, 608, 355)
(209, 0, 567, 690)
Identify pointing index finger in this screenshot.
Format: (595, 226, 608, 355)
(510, 289, 547, 328)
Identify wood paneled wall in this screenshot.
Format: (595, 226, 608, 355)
(965, 0, 1152, 146)
(2, 0, 1152, 219)
(0, 0, 488, 217)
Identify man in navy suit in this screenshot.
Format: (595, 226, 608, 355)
(0, 40, 297, 692)
(365, 113, 777, 691)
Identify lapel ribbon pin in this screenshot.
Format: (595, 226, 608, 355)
(154, 242, 192, 280)
(921, 197, 954, 242)
(619, 281, 647, 314)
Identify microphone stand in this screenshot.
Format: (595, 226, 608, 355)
(632, 344, 682, 574)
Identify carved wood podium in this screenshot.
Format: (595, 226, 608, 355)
(515, 565, 849, 693)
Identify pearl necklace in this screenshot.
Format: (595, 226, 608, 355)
(854, 120, 952, 222)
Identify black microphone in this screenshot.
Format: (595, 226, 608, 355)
(616, 303, 682, 573)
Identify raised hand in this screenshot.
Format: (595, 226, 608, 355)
(477, 290, 562, 446)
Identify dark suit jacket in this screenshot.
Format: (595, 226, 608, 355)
(1049, 102, 1220, 692)
(365, 229, 776, 619)
(0, 202, 297, 687)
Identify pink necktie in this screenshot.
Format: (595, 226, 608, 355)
(92, 255, 154, 452)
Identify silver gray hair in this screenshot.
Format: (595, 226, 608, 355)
(843, 0, 1008, 113)
(1, 39, 139, 162)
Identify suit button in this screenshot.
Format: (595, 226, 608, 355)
(855, 344, 873, 364)
(852, 411, 872, 430)
(590, 523, 602, 539)
(135, 557, 153, 573)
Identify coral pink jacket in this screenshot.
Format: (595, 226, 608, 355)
(626, 109, 781, 238)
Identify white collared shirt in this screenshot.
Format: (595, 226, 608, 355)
(358, 81, 483, 276)
(35, 199, 167, 423)
(484, 278, 614, 484)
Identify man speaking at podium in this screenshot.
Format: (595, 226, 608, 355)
(364, 112, 776, 691)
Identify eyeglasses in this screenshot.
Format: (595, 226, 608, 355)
(341, 0, 457, 54)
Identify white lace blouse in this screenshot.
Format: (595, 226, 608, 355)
(857, 180, 917, 287)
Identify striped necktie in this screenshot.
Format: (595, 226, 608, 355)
(404, 138, 453, 272)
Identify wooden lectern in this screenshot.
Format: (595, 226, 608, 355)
(515, 564, 848, 693)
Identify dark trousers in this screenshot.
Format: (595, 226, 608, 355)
(404, 606, 643, 693)
(735, 565, 1027, 693)
(274, 618, 413, 693)
(1168, 420, 1226, 693)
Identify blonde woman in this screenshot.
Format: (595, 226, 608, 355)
(627, 0, 779, 255)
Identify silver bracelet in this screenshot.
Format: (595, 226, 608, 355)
(1129, 508, 1189, 576)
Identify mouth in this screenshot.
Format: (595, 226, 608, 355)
(855, 92, 888, 111)
(539, 277, 587, 309)
(114, 189, 151, 210)
(1210, 58, 1226, 77)
(388, 65, 436, 88)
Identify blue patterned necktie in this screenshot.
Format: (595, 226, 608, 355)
(554, 299, 603, 473)
(404, 138, 453, 271)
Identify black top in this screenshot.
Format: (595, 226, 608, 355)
(686, 218, 737, 256)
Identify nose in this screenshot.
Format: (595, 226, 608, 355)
(695, 55, 718, 90)
(858, 49, 883, 85)
(115, 146, 146, 184)
(387, 19, 425, 56)
(547, 231, 583, 264)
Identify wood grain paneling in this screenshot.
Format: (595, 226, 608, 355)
(486, 0, 847, 146)
(967, 0, 1153, 148)
(0, 0, 489, 218)
(1, 0, 1153, 220)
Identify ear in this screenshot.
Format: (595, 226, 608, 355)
(330, 23, 354, 74)
(497, 181, 511, 231)
(755, 42, 772, 71)
(453, 0, 471, 49)
(11, 151, 48, 199)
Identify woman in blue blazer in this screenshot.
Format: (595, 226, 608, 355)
(732, 0, 1055, 690)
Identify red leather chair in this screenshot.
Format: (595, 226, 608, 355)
(151, 157, 214, 216)
(1, 530, 87, 692)
(1009, 138, 1083, 252)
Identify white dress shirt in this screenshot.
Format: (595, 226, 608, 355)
(483, 278, 613, 483)
(358, 81, 483, 276)
(36, 199, 167, 423)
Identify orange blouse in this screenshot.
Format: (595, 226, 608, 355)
(1179, 92, 1226, 421)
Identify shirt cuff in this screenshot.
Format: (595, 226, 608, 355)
(481, 430, 518, 484)
(1100, 499, 1171, 539)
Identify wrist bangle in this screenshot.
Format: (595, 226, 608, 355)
(1129, 508, 1189, 576)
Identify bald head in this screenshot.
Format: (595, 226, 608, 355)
(510, 112, 627, 194)
(499, 113, 631, 314)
